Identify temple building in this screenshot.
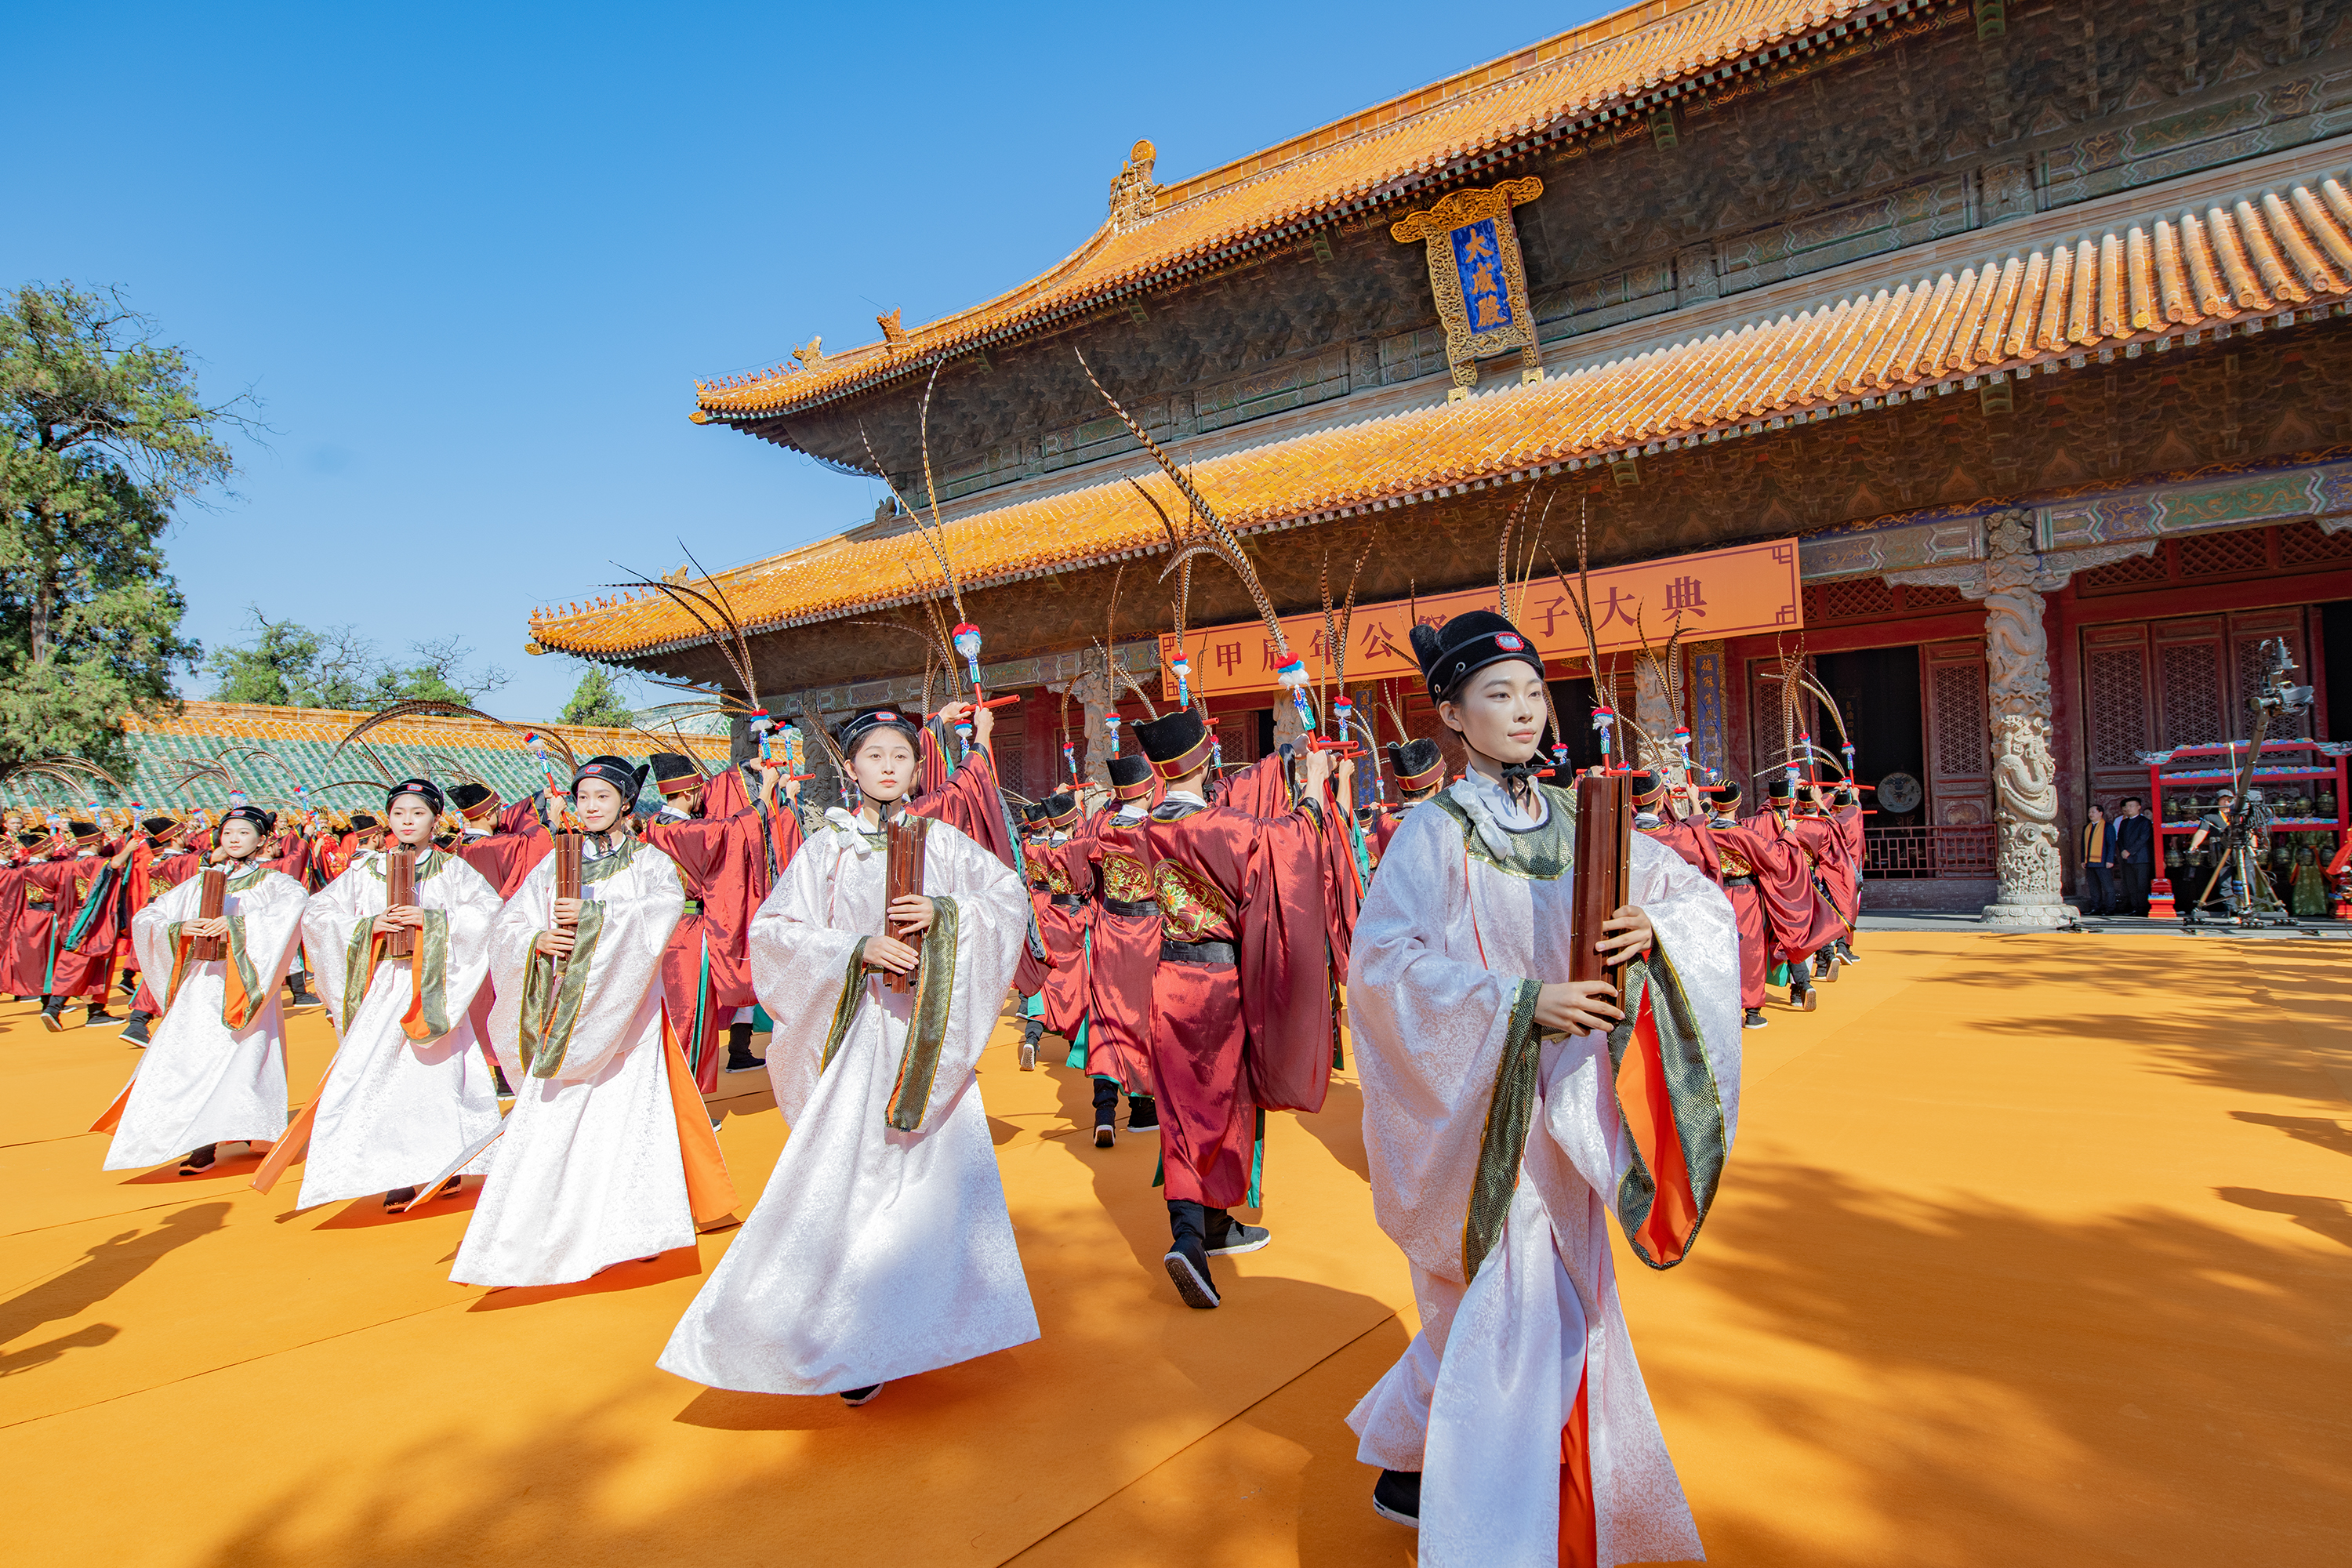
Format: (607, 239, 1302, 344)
(529, 0, 2352, 917)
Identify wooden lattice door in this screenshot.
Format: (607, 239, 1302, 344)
(2081, 622, 2154, 806)
(1922, 639, 1991, 826)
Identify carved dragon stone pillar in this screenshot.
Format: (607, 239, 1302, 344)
(1888, 510, 2156, 927)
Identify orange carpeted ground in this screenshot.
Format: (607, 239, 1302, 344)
(3, 934, 2348, 1566)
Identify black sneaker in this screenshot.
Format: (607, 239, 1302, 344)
(1093, 1123, 1115, 1149)
(1788, 975, 1817, 1012)
(1371, 1468, 1421, 1527)
(1838, 941, 1861, 964)
(85, 1008, 119, 1026)
(1127, 1094, 1159, 1133)
(39, 1002, 64, 1033)
(1813, 956, 1836, 982)
(840, 1382, 884, 1406)
(177, 1144, 217, 1177)
(1742, 1008, 1769, 1029)
(122, 1011, 152, 1047)
(1163, 1236, 1221, 1308)
(1207, 1218, 1271, 1257)
(724, 1021, 764, 1072)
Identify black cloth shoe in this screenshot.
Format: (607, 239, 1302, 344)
(1163, 1234, 1221, 1308)
(177, 1144, 216, 1177)
(122, 1010, 153, 1047)
(725, 1020, 764, 1072)
(1018, 1016, 1041, 1073)
(1127, 1093, 1159, 1133)
(40, 998, 64, 1033)
(1372, 1468, 1421, 1527)
(285, 977, 314, 1005)
(840, 1383, 884, 1406)
(1091, 1076, 1119, 1145)
(1163, 1201, 1221, 1308)
(1838, 939, 1860, 964)
(383, 1186, 419, 1210)
(1205, 1214, 1272, 1257)
(1788, 971, 1816, 1011)
(84, 1007, 119, 1026)
(1742, 1007, 1769, 1029)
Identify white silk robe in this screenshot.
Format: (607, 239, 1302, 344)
(107, 864, 310, 1169)
(658, 811, 1037, 1396)
(1345, 778, 1742, 1566)
(295, 849, 506, 1207)
(452, 837, 688, 1287)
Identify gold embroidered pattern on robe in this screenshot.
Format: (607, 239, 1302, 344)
(1153, 861, 1234, 942)
(1101, 853, 1152, 904)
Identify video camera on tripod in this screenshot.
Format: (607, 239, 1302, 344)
(2184, 638, 2314, 927)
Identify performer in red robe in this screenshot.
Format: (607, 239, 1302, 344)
(27, 819, 135, 1031)
(1028, 790, 1092, 1056)
(1783, 785, 1859, 984)
(1643, 779, 1781, 1029)
(1830, 785, 1866, 964)
(1073, 754, 1162, 1146)
(644, 760, 797, 1087)
(0, 829, 55, 1000)
(1745, 779, 1834, 1010)
(1132, 706, 1333, 1310)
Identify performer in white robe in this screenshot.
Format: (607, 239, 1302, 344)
(659, 705, 1036, 1406)
(1345, 610, 1742, 1567)
(297, 776, 505, 1210)
(452, 755, 723, 1288)
(106, 804, 310, 1175)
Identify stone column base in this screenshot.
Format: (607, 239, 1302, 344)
(1980, 900, 2078, 927)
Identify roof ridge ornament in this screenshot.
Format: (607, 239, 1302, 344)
(1109, 139, 1160, 233)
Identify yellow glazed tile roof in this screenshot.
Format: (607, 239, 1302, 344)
(545, 171, 2352, 661)
(122, 701, 731, 759)
(693, 0, 1945, 419)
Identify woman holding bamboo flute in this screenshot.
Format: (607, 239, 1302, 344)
(296, 778, 505, 1211)
(1342, 610, 1743, 1566)
(452, 756, 733, 1289)
(658, 705, 1035, 1407)
(103, 803, 310, 1178)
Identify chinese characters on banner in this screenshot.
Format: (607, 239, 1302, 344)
(1157, 539, 1801, 703)
(1450, 218, 1512, 332)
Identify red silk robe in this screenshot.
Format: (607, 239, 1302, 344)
(1784, 812, 1859, 935)
(1075, 810, 1158, 1094)
(18, 854, 120, 1000)
(644, 770, 798, 1090)
(1143, 793, 1331, 1208)
(0, 862, 44, 997)
(1027, 836, 1092, 1040)
(1646, 814, 1775, 1010)
(1741, 811, 1842, 964)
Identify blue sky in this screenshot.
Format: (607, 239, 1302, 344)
(6, 2, 1610, 720)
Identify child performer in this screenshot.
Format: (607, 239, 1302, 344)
(1344, 610, 1742, 1563)
(105, 804, 310, 1177)
(659, 706, 1035, 1407)
(297, 778, 506, 1210)
(452, 757, 728, 1287)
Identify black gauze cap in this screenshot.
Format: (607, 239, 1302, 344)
(1106, 753, 1153, 790)
(1134, 708, 1210, 774)
(648, 751, 702, 787)
(836, 706, 922, 759)
(448, 782, 497, 814)
(1409, 610, 1544, 704)
(347, 811, 379, 829)
(1389, 737, 1445, 789)
(141, 815, 178, 835)
(387, 777, 445, 816)
(1766, 776, 1793, 800)
(572, 754, 648, 809)
(223, 804, 278, 834)
(1705, 779, 1743, 805)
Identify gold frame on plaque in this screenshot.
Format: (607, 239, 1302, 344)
(1390, 178, 1545, 401)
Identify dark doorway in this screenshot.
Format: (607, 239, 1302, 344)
(1546, 678, 1607, 772)
(1813, 646, 1926, 827)
(2321, 601, 2352, 742)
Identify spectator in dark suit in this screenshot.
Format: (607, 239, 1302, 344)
(2080, 803, 2118, 916)
(2111, 795, 2157, 916)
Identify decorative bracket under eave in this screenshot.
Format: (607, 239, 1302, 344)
(1391, 177, 1546, 402)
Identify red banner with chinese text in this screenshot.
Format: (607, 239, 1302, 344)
(1158, 539, 1801, 702)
